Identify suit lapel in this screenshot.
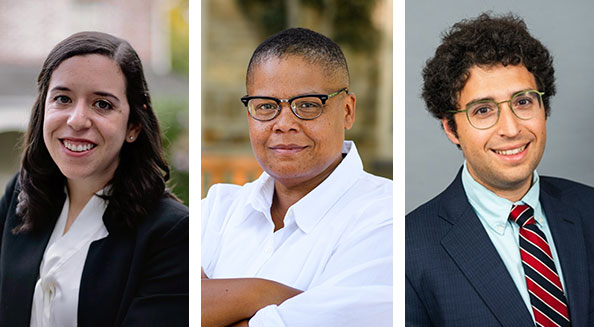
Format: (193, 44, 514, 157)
(78, 206, 135, 326)
(540, 183, 588, 326)
(439, 171, 533, 327)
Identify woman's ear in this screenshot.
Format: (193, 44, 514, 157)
(126, 123, 142, 143)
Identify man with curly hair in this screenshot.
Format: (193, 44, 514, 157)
(406, 13, 594, 326)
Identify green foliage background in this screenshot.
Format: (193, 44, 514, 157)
(156, 0, 189, 205)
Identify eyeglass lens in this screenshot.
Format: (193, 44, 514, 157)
(247, 96, 324, 120)
(466, 90, 542, 129)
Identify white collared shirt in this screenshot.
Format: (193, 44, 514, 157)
(30, 190, 109, 327)
(202, 141, 393, 327)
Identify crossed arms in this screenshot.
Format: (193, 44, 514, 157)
(201, 268, 302, 327)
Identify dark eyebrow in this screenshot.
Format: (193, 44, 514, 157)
(464, 96, 494, 106)
(465, 88, 535, 106)
(94, 91, 121, 104)
(49, 86, 71, 93)
(48, 86, 121, 104)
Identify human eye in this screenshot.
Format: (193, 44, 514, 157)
(255, 101, 278, 111)
(296, 101, 321, 109)
(294, 98, 323, 111)
(512, 93, 536, 109)
(469, 102, 496, 118)
(94, 99, 114, 110)
(53, 95, 71, 105)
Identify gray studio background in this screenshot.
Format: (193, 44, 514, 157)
(406, 0, 594, 213)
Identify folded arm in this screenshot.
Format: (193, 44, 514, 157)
(201, 277, 302, 327)
(247, 221, 393, 327)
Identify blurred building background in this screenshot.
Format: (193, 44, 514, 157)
(202, 0, 393, 196)
(0, 0, 189, 204)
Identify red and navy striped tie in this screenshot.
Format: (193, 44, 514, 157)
(509, 204, 570, 327)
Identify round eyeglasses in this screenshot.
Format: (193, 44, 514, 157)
(448, 90, 545, 129)
(240, 88, 348, 121)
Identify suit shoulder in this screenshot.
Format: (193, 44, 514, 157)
(137, 197, 188, 238)
(540, 175, 594, 198)
(405, 190, 449, 249)
(1, 173, 19, 196)
(406, 191, 443, 224)
(154, 196, 188, 218)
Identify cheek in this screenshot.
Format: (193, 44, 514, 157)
(248, 123, 268, 145)
(114, 122, 131, 143)
(458, 130, 489, 154)
(42, 110, 59, 141)
(111, 110, 132, 138)
(536, 119, 546, 138)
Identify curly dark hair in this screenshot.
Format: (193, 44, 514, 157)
(422, 12, 556, 136)
(15, 31, 174, 233)
(246, 27, 350, 87)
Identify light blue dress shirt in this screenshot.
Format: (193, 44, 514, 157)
(461, 162, 567, 321)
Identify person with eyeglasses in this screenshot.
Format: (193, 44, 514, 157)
(406, 13, 594, 326)
(202, 28, 393, 327)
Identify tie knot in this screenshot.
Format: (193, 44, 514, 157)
(509, 204, 535, 227)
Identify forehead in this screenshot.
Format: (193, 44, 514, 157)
(247, 55, 339, 96)
(49, 54, 124, 87)
(459, 64, 537, 104)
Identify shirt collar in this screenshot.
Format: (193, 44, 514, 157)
(243, 141, 364, 233)
(461, 161, 542, 233)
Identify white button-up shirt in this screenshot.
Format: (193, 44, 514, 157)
(30, 190, 109, 327)
(202, 141, 393, 326)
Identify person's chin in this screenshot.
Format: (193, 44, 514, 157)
(58, 167, 91, 181)
(266, 165, 309, 181)
(493, 167, 534, 189)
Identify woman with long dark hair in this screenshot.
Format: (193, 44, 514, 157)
(0, 31, 188, 326)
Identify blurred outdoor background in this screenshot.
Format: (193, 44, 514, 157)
(0, 0, 189, 204)
(202, 0, 393, 196)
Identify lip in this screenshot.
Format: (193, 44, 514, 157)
(269, 144, 308, 154)
(60, 137, 97, 157)
(491, 142, 530, 162)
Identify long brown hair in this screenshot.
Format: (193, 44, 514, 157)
(15, 31, 173, 233)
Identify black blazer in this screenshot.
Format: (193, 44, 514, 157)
(406, 169, 594, 326)
(0, 175, 189, 326)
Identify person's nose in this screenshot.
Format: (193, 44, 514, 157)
(272, 102, 300, 132)
(495, 101, 521, 137)
(66, 101, 92, 130)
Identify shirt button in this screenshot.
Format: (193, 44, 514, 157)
(496, 225, 504, 233)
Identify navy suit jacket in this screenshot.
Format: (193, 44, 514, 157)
(406, 169, 594, 326)
(0, 175, 189, 326)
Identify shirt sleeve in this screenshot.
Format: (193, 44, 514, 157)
(249, 214, 393, 327)
(201, 183, 241, 277)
